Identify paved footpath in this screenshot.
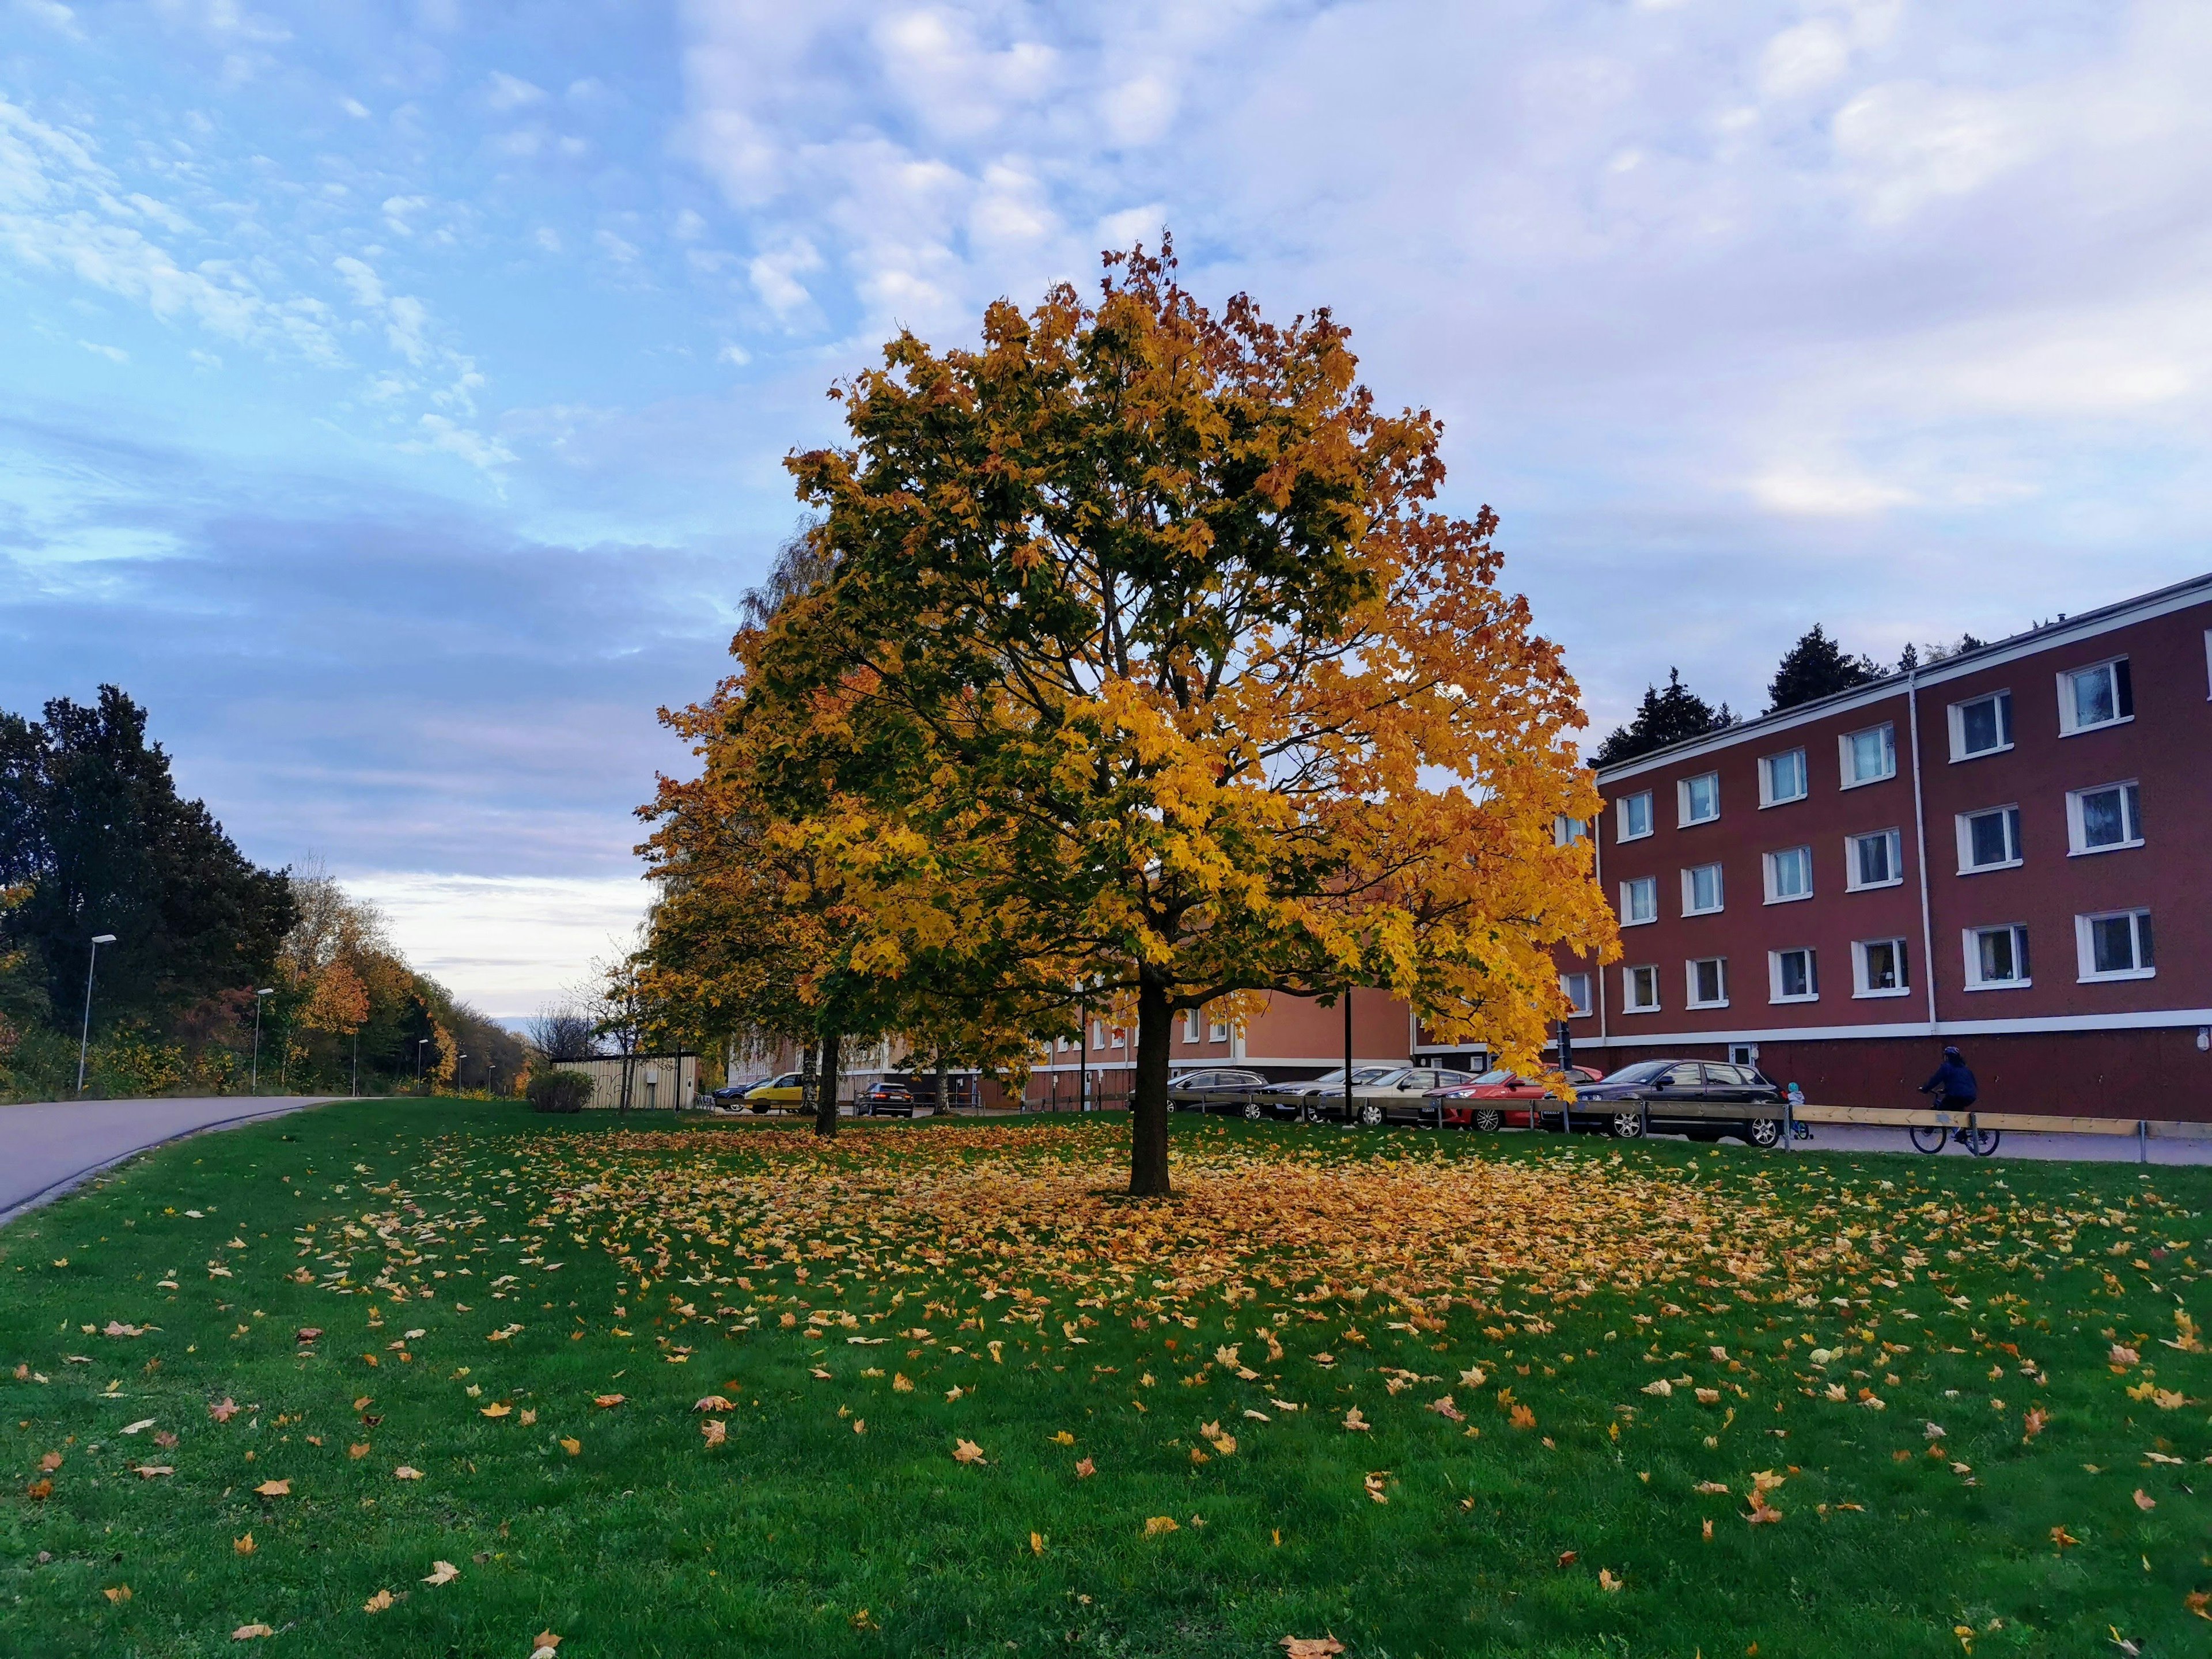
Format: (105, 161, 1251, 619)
(1762, 1122, 2212, 1166)
(0, 1096, 340, 1224)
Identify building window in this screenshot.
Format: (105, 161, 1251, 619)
(1759, 748, 1808, 806)
(1681, 862, 1724, 916)
(1182, 1010, 1200, 1041)
(1561, 972, 1593, 1017)
(1956, 805, 2024, 873)
(1763, 845, 1813, 904)
(1948, 691, 2013, 761)
(1110, 1025, 1126, 1048)
(1623, 965, 1661, 1013)
(1839, 722, 1897, 788)
(2058, 657, 2133, 735)
(2077, 910, 2154, 981)
(1768, 947, 1818, 1003)
(1678, 772, 1720, 825)
(1963, 924, 2031, 990)
(2067, 782, 2143, 855)
(1685, 957, 1728, 1009)
(1844, 827, 1903, 891)
(1620, 876, 1658, 926)
(1853, 937, 1910, 998)
(1554, 814, 1590, 847)
(1618, 790, 1654, 842)
(1092, 1020, 1105, 1048)
(1208, 1015, 1230, 1043)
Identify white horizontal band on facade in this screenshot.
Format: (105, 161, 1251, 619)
(1560, 1006, 2212, 1048)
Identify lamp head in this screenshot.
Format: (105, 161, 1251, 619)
(256, 987, 275, 998)
(91, 933, 117, 945)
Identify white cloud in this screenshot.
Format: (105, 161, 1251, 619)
(332, 253, 385, 307)
(717, 340, 751, 366)
(78, 338, 128, 362)
(1759, 18, 1851, 100)
(485, 70, 548, 111)
(414, 412, 516, 471)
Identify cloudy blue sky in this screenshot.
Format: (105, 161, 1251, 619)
(5, 1, 2209, 1013)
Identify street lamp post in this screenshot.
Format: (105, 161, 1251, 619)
(416, 1038, 429, 1093)
(75, 933, 118, 1096)
(250, 988, 275, 1094)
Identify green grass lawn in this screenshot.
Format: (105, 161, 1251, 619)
(3, 1100, 2210, 1658)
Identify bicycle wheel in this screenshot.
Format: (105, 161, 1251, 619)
(1963, 1126, 2001, 1157)
(1908, 1124, 1948, 1154)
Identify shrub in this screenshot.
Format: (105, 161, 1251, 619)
(528, 1070, 593, 1114)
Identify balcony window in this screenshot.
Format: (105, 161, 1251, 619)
(1853, 937, 1910, 998)
(1840, 722, 1897, 788)
(1686, 957, 1729, 1009)
(1964, 924, 2030, 990)
(2077, 910, 2154, 981)
(2067, 782, 2143, 855)
(1948, 691, 2013, 760)
(1759, 748, 1808, 806)
(1681, 862, 1724, 916)
(1769, 947, 1818, 1003)
(1956, 805, 2024, 873)
(1620, 876, 1658, 926)
(2058, 658, 2133, 735)
(1678, 772, 1720, 826)
(1617, 790, 1654, 842)
(1845, 828, 1903, 891)
(1763, 845, 1813, 904)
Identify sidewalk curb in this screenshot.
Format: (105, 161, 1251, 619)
(0, 1099, 340, 1229)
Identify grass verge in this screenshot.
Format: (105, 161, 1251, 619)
(3, 1099, 2210, 1657)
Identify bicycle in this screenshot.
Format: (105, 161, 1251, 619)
(1909, 1092, 1999, 1156)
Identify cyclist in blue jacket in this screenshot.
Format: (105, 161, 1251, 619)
(1919, 1046, 1980, 1143)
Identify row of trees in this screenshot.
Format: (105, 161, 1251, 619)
(639, 241, 1619, 1195)
(1591, 626, 1991, 767)
(0, 687, 522, 1101)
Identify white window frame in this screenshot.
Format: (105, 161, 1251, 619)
(1759, 747, 1808, 808)
(1838, 722, 1897, 789)
(1677, 772, 1721, 827)
(1961, 923, 2031, 991)
(1954, 805, 2024, 874)
(1843, 827, 1904, 892)
(1554, 814, 1590, 847)
(1207, 1014, 1230, 1043)
(2057, 656, 2133, 736)
(1762, 845, 1814, 905)
(1622, 964, 1661, 1014)
(1109, 1025, 1126, 1048)
(1946, 690, 2014, 762)
(1851, 937, 1911, 999)
(1681, 862, 1725, 916)
(1560, 972, 1593, 1018)
(2065, 781, 2143, 856)
(1616, 790, 1654, 842)
(1685, 956, 1729, 1009)
(1181, 1009, 1200, 1041)
(1619, 876, 1658, 927)
(2075, 909, 2155, 982)
(1767, 946, 1819, 1005)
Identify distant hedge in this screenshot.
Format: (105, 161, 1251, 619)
(527, 1070, 593, 1114)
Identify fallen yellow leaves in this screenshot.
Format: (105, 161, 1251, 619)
(2052, 1525, 2081, 1551)
(393, 1465, 423, 1481)
(232, 1623, 275, 1640)
(1075, 1457, 1095, 1478)
(1029, 1530, 1045, 1556)
(103, 1585, 131, 1605)
(1342, 1407, 1369, 1432)
(423, 1561, 460, 1586)
(1363, 1472, 1389, 1504)
(560, 1438, 581, 1456)
(1429, 1395, 1464, 1422)
(953, 1438, 987, 1465)
(349, 1442, 370, 1460)
(1509, 1404, 1537, 1431)
(210, 1397, 238, 1422)
(893, 1373, 914, 1393)
(1200, 1422, 1237, 1457)
(1143, 1516, 1179, 1536)
(2134, 1489, 2157, 1511)
(1281, 1639, 1343, 1658)
(363, 1589, 395, 1613)
(234, 1533, 255, 1555)
(1598, 1568, 1623, 1593)
(131, 1464, 174, 1479)
(594, 1394, 625, 1409)
(695, 1395, 734, 1412)
(701, 1420, 727, 1446)
(481, 1402, 513, 1418)
(253, 1479, 290, 1497)
(532, 1632, 562, 1659)
(1051, 1430, 1075, 1445)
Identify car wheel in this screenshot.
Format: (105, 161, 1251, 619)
(1357, 1101, 1384, 1128)
(1243, 1100, 1263, 1120)
(1743, 1117, 1783, 1149)
(749, 1101, 768, 1114)
(1608, 1111, 1645, 1140)
(1472, 1108, 1503, 1134)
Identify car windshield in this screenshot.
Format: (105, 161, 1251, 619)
(1304, 1066, 1402, 1087)
(1468, 1068, 1518, 1085)
(1603, 1060, 1672, 1084)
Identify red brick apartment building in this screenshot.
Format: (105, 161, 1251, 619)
(1552, 570, 2212, 1120)
(1021, 570, 2212, 1120)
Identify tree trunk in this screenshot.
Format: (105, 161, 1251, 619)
(1128, 973, 1173, 1196)
(935, 1058, 949, 1115)
(815, 1031, 841, 1138)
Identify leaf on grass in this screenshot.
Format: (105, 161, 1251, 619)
(363, 1588, 394, 1613)
(1459, 1366, 1486, 1387)
(520, 1408, 537, 1426)
(254, 1479, 290, 1497)
(1694, 1481, 1730, 1494)
(809, 1369, 832, 1381)
(701, 1420, 727, 1446)
(1281, 1639, 1344, 1658)
(349, 1443, 370, 1459)
(892, 1373, 914, 1393)
(952, 1438, 986, 1465)
(1429, 1396, 1464, 1422)
(480, 1403, 512, 1418)
(122, 1418, 156, 1435)
(2134, 1488, 2157, 1511)
(559, 1438, 581, 1456)
(2052, 1525, 2080, 1550)
(38, 1451, 62, 1472)
(1051, 1430, 1075, 1445)
(1342, 1407, 1369, 1432)
(103, 1585, 131, 1604)
(695, 1396, 735, 1412)
(354, 1396, 372, 1411)
(594, 1394, 625, 1408)
(531, 1633, 562, 1659)
(296, 1328, 323, 1344)
(232, 1623, 276, 1639)
(1074, 1457, 1095, 1479)
(1029, 1530, 1045, 1556)
(131, 1464, 174, 1479)
(234, 1533, 255, 1555)
(1143, 1516, 1179, 1536)
(423, 1561, 459, 1586)
(210, 1398, 239, 1422)
(1509, 1404, 1536, 1430)
(1363, 1472, 1389, 1505)
(2022, 1407, 2047, 1441)
(393, 1465, 423, 1480)
(1694, 1389, 1720, 1406)
(1599, 1568, 1623, 1593)
(1642, 1380, 1672, 1397)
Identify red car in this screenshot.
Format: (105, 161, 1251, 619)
(1423, 1066, 1606, 1131)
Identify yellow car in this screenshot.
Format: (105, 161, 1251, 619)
(742, 1071, 808, 1113)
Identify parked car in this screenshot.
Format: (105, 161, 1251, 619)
(1167, 1068, 1274, 1117)
(861, 1077, 918, 1116)
(1556, 1059, 1786, 1146)
(740, 1071, 808, 1112)
(1262, 1065, 1479, 1127)
(710, 1078, 767, 1108)
(1423, 1066, 1607, 1132)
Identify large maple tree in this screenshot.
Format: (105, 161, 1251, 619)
(673, 242, 1615, 1193)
